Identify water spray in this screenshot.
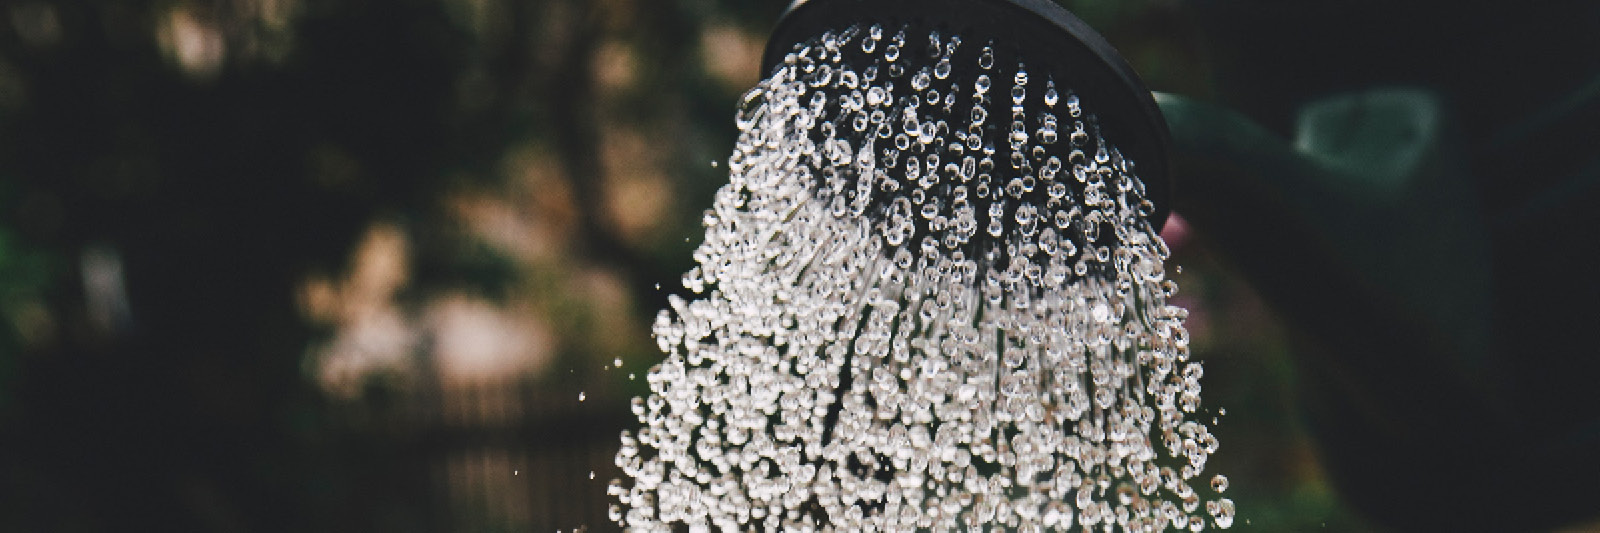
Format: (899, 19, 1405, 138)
(614, 0, 1230, 529)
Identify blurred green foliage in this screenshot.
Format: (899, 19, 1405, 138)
(0, 187, 52, 413)
(0, 0, 1373, 530)
(6, 0, 1594, 531)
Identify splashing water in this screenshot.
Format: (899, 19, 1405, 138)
(614, 23, 1230, 531)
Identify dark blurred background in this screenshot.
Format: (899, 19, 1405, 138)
(1, 0, 1596, 531)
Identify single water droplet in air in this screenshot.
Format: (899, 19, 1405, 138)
(1213, 498, 1235, 528)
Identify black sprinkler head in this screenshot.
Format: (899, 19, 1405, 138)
(762, 0, 1174, 232)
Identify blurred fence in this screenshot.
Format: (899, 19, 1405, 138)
(332, 377, 630, 531)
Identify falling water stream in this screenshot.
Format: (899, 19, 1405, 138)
(614, 23, 1231, 531)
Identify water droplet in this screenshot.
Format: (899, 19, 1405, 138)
(578, 392, 586, 402)
(1213, 498, 1235, 528)
(912, 69, 931, 91)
